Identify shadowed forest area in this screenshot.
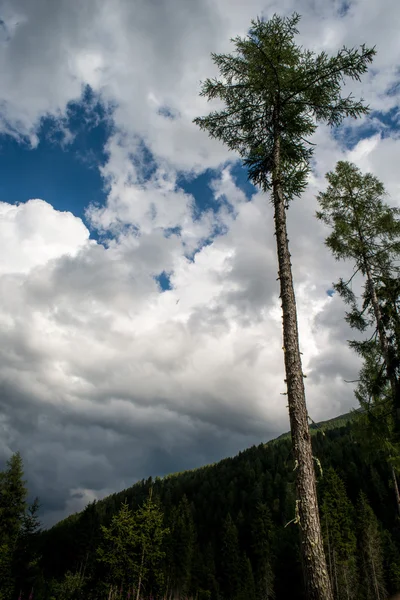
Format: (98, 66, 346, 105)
(1, 415, 400, 599)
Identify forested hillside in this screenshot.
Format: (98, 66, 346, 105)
(2, 414, 399, 600)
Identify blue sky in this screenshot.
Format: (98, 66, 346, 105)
(333, 107, 400, 150)
(2, 87, 393, 248)
(0, 87, 385, 301)
(0, 88, 110, 227)
(0, 83, 259, 294)
(0, 87, 257, 249)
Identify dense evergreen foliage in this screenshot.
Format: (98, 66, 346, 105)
(2, 415, 400, 599)
(0, 453, 41, 600)
(317, 160, 400, 521)
(317, 161, 400, 441)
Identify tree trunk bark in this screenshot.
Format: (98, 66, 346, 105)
(369, 540, 381, 600)
(391, 464, 400, 518)
(136, 545, 145, 600)
(272, 131, 333, 600)
(164, 573, 170, 600)
(325, 515, 333, 591)
(333, 550, 339, 600)
(344, 565, 350, 600)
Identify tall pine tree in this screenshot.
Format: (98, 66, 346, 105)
(316, 161, 400, 438)
(14, 497, 42, 599)
(352, 344, 400, 516)
(194, 14, 374, 600)
(0, 452, 28, 600)
(96, 500, 138, 598)
(97, 490, 169, 600)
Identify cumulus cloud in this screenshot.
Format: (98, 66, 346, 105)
(0, 200, 91, 275)
(1, 0, 400, 525)
(0, 177, 362, 526)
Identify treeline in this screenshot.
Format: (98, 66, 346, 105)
(2, 419, 400, 599)
(0, 453, 41, 600)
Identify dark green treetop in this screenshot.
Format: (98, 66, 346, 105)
(194, 13, 375, 198)
(316, 161, 400, 281)
(316, 161, 400, 435)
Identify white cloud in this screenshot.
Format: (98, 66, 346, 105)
(0, 178, 363, 525)
(3, 0, 400, 162)
(0, 200, 91, 275)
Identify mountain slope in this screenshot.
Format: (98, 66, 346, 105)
(272, 409, 357, 443)
(38, 412, 400, 599)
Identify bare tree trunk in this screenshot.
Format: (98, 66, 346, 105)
(136, 546, 145, 600)
(343, 566, 350, 600)
(391, 464, 400, 518)
(164, 573, 170, 600)
(272, 130, 332, 600)
(368, 540, 381, 600)
(325, 516, 334, 593)
(332, 550, 339, 600)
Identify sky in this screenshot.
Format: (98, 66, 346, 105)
(0, 0, 400, 527)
